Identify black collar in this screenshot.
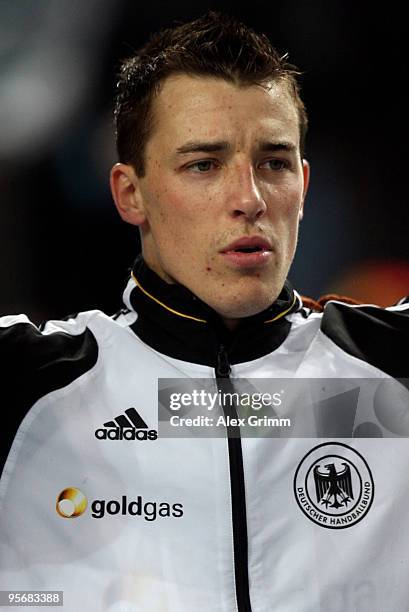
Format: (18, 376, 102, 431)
(127, 256, 300, 367)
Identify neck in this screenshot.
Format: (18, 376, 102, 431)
(123, 255, 299, 367)
(222, 317, 240, 332)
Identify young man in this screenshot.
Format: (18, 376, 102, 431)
(1, 12, 409, 612)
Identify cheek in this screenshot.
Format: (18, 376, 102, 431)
(147, 194, 204, 254)
(267, 189, 303, 249)
(269, 183, 303, 220)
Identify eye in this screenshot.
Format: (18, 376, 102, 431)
(260, 158, 289, 171)
(187, 160, 218, 173)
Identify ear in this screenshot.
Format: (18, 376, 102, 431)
(298, 159, 310, 221)
(110, 163, 147, 226)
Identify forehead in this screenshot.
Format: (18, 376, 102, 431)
(148, 74, 300, 151)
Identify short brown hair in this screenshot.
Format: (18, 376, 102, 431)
(114, 12, 308, 176)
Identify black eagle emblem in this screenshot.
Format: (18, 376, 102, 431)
(313, 463, 354, 509)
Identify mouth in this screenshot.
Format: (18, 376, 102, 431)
(230, 246, 265, 253)
(221, 236, 272, 253)
(220, 237, 273, 268)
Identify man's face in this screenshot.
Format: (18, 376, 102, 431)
(125, 74, 309, 321)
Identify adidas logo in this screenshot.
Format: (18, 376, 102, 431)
(95, 407, 158, 441)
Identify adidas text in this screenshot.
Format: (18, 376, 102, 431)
(95, 427, 158, 441)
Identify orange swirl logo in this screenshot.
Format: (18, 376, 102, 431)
(56, 487, 88, 518)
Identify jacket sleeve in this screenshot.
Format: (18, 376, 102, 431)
(320, 300, 409, 379)
(0, 314, 98, 477)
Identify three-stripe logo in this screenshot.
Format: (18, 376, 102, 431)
(104, 407, 148, 430)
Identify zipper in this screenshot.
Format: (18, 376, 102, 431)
(216, 345, 252, 612)
(216, 343, 231, 377)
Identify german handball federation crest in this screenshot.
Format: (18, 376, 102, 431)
(294, 442, 374, 529)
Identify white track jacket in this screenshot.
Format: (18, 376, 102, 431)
(1, 257, 409, 612)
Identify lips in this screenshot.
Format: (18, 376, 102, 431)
(220, 236, 273, 268)
(220, 236, 272, 254)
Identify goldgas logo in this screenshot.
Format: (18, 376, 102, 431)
(95, 407, 157, 441)
(56, 489, 183, 521)
(294, 442, 374, 529)
(56, 488, 88, 518)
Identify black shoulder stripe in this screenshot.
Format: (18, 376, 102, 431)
(0, 322, 98, 477)
(321, 302, 409, 378)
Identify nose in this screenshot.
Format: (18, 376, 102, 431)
(228, 163, 267, 221)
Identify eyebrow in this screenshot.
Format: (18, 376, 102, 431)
(175, 140, 297, 155)
(175, 140, 230, 155)
(258, 140, 297, 153)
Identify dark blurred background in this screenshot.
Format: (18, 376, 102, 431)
(1, 0, 408, 323)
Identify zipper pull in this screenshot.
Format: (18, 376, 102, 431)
(216, 344, 231, 378)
